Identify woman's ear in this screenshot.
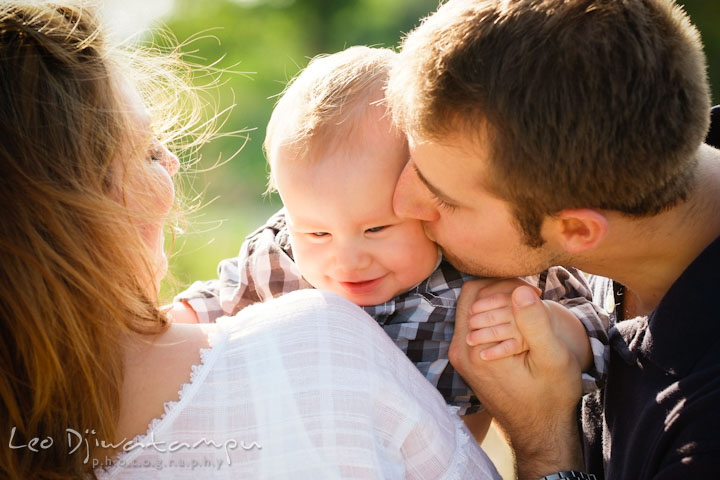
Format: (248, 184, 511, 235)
(549, 209, 609, 254)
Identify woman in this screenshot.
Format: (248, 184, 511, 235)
(0, 3, 500, 479)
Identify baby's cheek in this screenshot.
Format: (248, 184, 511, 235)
(401, 225, 437, 254)
(291, 242, 325, 284)
(392, 234, 437, 280)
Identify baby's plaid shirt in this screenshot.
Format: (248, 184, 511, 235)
(176, 209, 610, 414)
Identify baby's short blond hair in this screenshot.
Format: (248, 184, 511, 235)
(264, 46, 396, 191)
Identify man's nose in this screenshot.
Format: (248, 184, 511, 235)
(392, 162, 440, 222)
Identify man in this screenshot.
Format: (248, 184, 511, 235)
(386, 0, 720, 478)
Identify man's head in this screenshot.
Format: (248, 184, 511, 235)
(265, 46, 439, 305)
(387, 0, 711, 275)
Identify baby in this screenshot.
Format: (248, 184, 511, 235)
(173, 46, 609, 437)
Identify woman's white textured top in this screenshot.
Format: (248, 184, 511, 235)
(96, 290, 500, 479)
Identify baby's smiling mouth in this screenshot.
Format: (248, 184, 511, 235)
(337, 275, 387, 294)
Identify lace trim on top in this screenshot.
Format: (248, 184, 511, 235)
(96, 326, 230, 478)
(441, 405, 475, 479)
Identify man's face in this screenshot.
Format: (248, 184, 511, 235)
(392, 134, 556, 278)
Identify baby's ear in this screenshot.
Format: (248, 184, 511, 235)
(549, 209, 609, 254)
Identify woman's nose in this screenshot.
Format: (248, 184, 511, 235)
(159, 144, 180, 177)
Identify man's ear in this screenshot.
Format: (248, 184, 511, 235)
(549, 209, 609, 254)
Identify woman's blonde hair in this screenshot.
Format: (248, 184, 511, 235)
(0, 2, 207, 478)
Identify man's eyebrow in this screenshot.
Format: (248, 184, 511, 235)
(411, 162, 461, 205)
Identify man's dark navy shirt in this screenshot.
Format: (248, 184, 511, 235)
(706, 105, 720, 148)
(581, 107, 720, 478)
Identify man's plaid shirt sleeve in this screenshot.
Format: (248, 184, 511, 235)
(174, 209, 310, 323)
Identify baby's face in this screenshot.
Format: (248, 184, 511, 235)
(274, 116, 439, 306)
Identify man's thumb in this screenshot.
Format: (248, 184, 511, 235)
(511, 286, 559, 351)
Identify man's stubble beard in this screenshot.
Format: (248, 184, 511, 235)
(437, 242, 561, 280)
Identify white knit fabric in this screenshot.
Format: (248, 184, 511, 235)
(96, 290, 500, 479)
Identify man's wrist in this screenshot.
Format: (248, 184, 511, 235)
(511, 414, 584, 480)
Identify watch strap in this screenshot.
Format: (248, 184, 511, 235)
(539, 471, 597, 480)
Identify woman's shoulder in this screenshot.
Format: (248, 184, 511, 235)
(219, 289, 368, 329)
(216, 289, 393, 351)
(213, 289, 452, 417)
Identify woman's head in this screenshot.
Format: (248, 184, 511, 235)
(0, 2, 193, 477)
(112, 81, 181, 293)
(0, 2, 184, 291)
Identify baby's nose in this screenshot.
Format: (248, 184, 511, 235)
(335, 243, 372, 272)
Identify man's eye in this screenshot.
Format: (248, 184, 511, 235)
(366, 226, 387, 233)
(430, 192, 457, 212)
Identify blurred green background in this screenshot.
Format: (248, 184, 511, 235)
(128, 0, 720, 298)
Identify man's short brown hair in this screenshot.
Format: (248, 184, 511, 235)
(387, 0, 711, 246)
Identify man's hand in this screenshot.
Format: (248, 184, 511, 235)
(449, 279, 585, 479)
(466, 279, 593, 370)
(465, 277, 541, 360)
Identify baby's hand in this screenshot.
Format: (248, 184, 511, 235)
(465, 278, 541, 360)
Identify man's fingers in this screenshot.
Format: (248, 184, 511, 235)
(451, 279, 500, 371)
(511, 286, 561, 353)
(455, 279, 496, 337)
